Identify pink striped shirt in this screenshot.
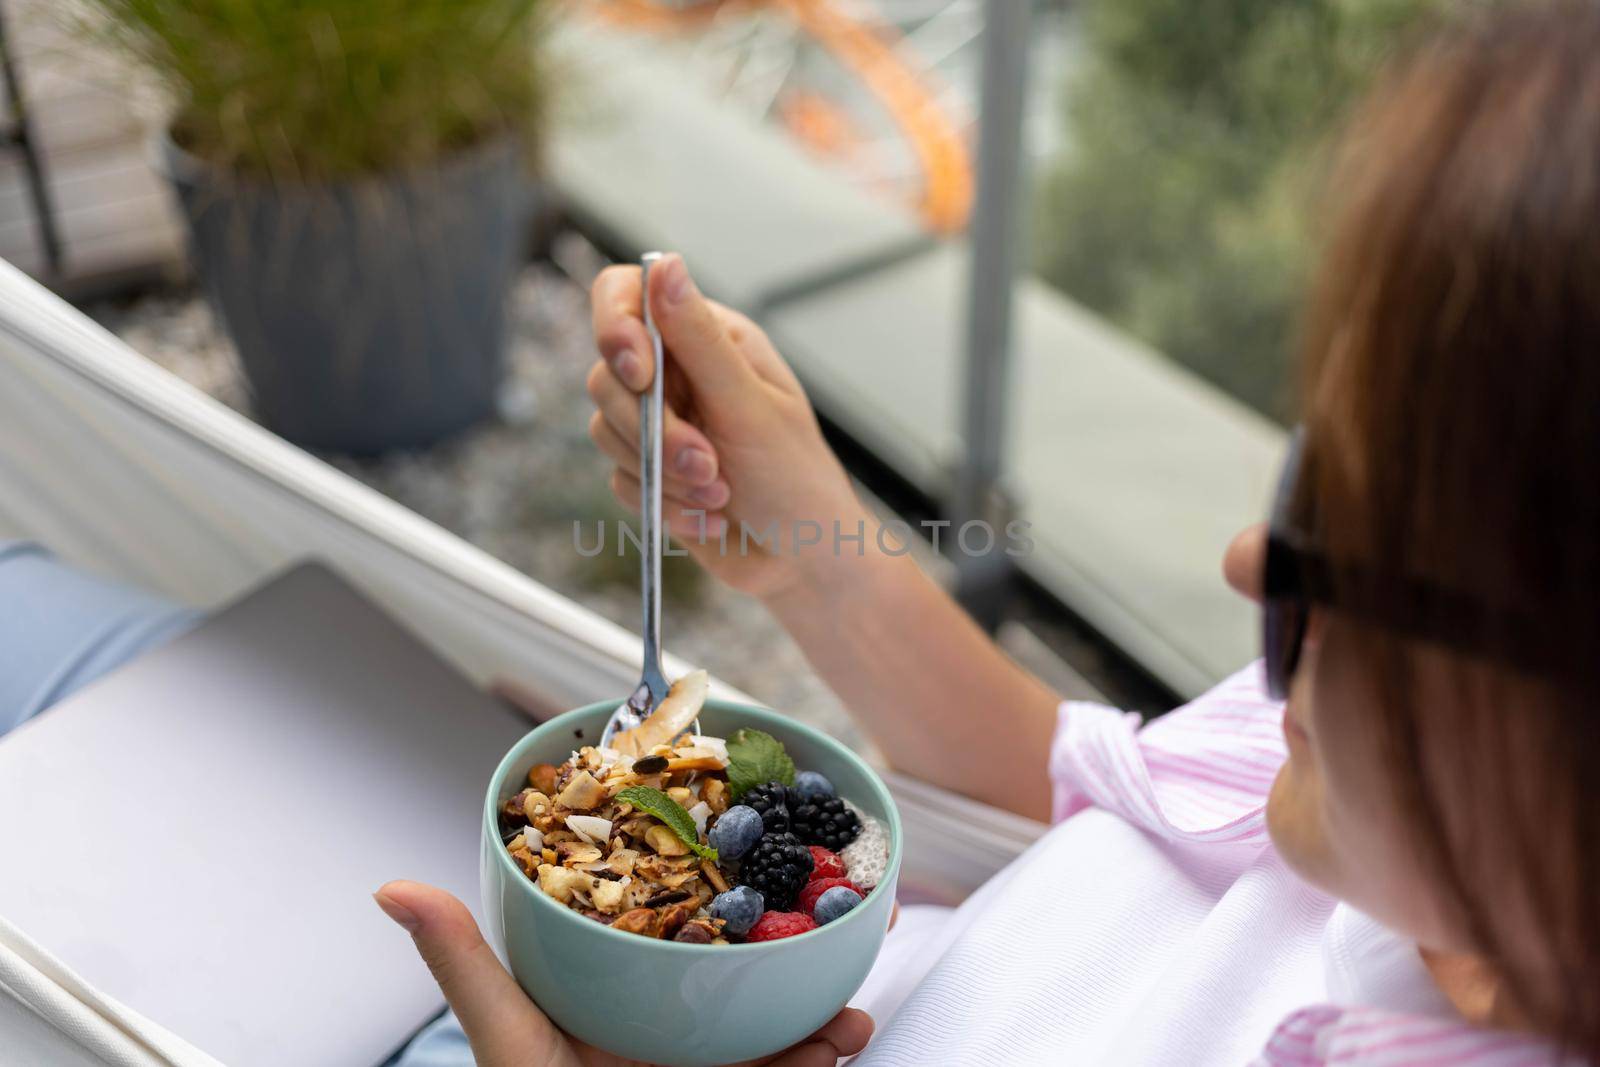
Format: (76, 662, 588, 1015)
(1054, 662, 1567, 1066)
(854, 662, 1570, 1066)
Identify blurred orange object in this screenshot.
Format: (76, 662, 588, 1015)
(584, 0, 974, 233)
(779, 91, 863, 159)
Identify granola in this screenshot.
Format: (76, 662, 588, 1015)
(498, 670, 890, 944)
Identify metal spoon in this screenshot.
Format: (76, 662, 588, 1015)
(599, 252, 670, 750)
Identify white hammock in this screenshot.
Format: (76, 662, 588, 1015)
(0, 261, 1044, 1065)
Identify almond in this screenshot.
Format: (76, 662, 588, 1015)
(556, 770, 606, 811)
(611, 908, 661, 937)
(645, 825, 690, 857)
(527, 763, 560, 794)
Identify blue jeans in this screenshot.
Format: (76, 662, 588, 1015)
(0, 542, 202, 732)
(0, 541, 469, 1066)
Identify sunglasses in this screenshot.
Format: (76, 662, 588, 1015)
(1260, 427, 1548, 700)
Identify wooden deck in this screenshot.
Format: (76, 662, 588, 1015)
(0, 0, 184, 296)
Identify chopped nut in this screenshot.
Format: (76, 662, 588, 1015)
(674, 921, 716, 944)
(622, 880, 653, 910)
(637, 854, 697, 882)
(556, 770, 606, 811)
(510, 846, 538, 877)
(618, 815, 657, 840)
(501, 792, 532, 826)
(521, 791, 552, 821)
(537, 864, 591, 904)
(702, 778, 729, 815)
(666, 756, 726, 774)
(590, 877, 628, 913)
(657, 899, 698, 938)
(541, 847, 558, 866)
(555, 841, 603, 866)
(667, 786, 693, 807)
(527, 764, 560, 794)
(645, 825, 691, 857)
(700, 860, 730, 894)
(601, 774, 641, 798)
(611, 908, 661, 937)
(605, 848, 639, 877)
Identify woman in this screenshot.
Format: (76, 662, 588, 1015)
(377, 3, 1600, 1063)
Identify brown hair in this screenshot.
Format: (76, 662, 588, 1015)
(1299, 0, 1600, 1055)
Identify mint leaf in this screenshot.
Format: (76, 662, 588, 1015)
(725, 728, 796, 801)
(614, 786, 718, 861)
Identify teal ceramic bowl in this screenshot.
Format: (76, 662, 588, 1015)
(481, 698, 902, 1067)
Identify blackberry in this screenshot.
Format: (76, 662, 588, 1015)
(736, 832, 813, 910)
(790, 795, 861, 851)
(740, 781, 792, 834)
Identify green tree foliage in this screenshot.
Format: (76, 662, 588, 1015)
(1034, 0, 1442, 418)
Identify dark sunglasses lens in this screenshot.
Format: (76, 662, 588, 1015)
(1262, 426, 1308, 701)
(1263, 599, 1287, 699)
(1263, 597, 1306, 700)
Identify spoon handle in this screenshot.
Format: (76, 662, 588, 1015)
(639, 253, 666, 697)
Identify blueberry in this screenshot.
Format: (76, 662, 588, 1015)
(812, 885, 862, 926)
(708, 805, 763, 860)
(710, 886, 764, 937)
(793, 771, 835, 802)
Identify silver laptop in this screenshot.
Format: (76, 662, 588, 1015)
(0, 562, 532, 1066)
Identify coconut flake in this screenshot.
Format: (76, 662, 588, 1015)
(520, 826, 545, 853)
(566, 815, 613, 843)
(688, 735, 729, 762)
(687, 801, 712, 838)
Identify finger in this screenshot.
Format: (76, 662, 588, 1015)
(586, 363, 722, 488)
(756, 1009, 875, 1065)
(590, 414, 732, 510)
(610, 470, 728, 543)
(712, 301, 803, 393)
(584, 391, 722, 491)
(590, 265, 654, 393)
(648, 254, 757, 399)
(374, 881, 565, 1067)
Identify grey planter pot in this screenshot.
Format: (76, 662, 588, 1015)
(163, 136, 527, 453)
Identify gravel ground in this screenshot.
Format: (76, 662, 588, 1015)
(87, 263, 871, 754)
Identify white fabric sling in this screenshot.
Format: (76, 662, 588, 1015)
(0, 259, 1044, 1063)
(0, 915, 222, 1067)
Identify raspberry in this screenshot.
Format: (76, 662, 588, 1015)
(807, 846, 847, 881)
(797, 876, 861, 916)
(745, 911, 817, 942)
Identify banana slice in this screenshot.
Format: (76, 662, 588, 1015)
(611, 670, 708, 756)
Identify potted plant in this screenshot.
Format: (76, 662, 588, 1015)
(83, 0, 553, 452)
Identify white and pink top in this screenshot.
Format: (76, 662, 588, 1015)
(849, 664, 1569, 1066)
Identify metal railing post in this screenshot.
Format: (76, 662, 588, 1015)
(954, 0, 1031, 629)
